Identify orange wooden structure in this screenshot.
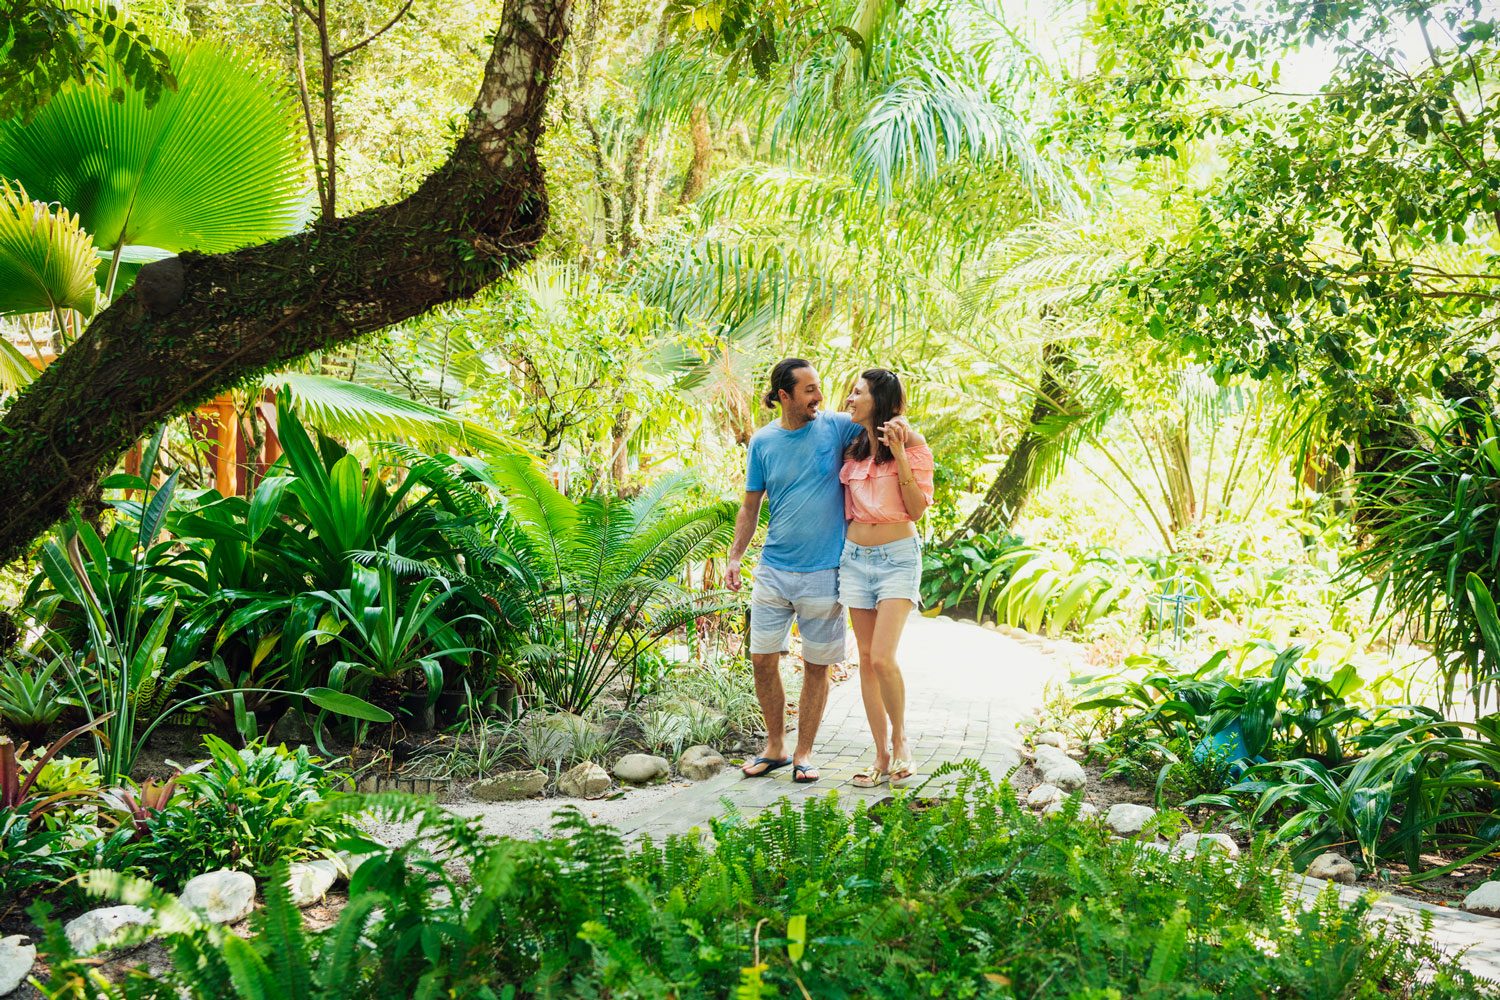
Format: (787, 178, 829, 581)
(12, 333, 271, 497)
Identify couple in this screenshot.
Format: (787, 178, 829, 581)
(726, 358, 934, 788)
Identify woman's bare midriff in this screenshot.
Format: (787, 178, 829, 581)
(846, 520, 918, 546)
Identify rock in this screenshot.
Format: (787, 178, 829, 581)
(0, 935, 35, 996)
(179, 869, 256, 924)
(268, 708, 317, 747)
(1043, 799, 1098, 819)
(1105, 803, 1157, 839)
(1173, 833, 1240, 859)
(1033, 731, 1068, 750)
(678, 745, 727, 780)
(336, 851, 380, 883)
(1034, 746, 1086, 791)
(471, 769, 549, 801)
(1025, 783, 1062, 811)
(64, 905, 153, 955)
(1463, 881, 1500, 916)
(558, 761, 611, 798)
(286, 860, 339, 907)
(612, 753, 670, 784)
(1306, 852, 1357, 885)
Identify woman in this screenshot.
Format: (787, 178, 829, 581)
(839, 368, 933, 786)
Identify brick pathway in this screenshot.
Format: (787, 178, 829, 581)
(619, 612, 1072, 840)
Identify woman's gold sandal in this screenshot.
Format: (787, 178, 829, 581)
(888, 758, 916, 784)
(852, 764, 889, 788)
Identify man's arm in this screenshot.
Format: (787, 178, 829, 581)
(726, 490, 765, 592)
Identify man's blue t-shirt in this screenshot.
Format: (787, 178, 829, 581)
(745, 411, 863, 572)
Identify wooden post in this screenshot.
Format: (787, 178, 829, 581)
(211, 394, 238, 497)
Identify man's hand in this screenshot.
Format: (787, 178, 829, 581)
(727, 560, 743, 591)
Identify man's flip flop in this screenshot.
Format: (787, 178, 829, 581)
(742, 756, 793, 777)
(792, 764, 819, 783)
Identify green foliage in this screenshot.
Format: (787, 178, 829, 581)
(298, 562, 487, 710)
(0, 649, 64, 742)
(34, 771, 1498, 997)
(1344, 408, 1500, 709)
(0, 1, 175, 121)
(919, 527, 1024, 613)
(0, 179, 97, 317)
(402, 454, 739, 712)
(984, 544, 1133, 636)
(1074, 0, 1500, 431)
(1200, 715, 1500, 881)
(102, 737, 358, 888)
(0, 33, 304, 259)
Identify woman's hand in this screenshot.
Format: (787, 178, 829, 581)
(879, 418, 909, 455)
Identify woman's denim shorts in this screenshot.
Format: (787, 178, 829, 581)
(838, 535, 923, 609)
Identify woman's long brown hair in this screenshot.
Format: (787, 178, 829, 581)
(846, 368, 906, 464)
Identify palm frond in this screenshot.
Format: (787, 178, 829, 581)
(276, 373, 519, 454)
(0, 180, 98, 317)
(0, 36, 308, 253)
(0, 338, 38, 392)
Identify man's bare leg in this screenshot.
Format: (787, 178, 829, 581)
(793, 661, 831, 775)
(743, 652, 789, 775)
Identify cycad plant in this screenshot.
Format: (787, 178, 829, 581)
(385, 453, 740, 712)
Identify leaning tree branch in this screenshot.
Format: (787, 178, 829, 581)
(0, 0, 574, 566)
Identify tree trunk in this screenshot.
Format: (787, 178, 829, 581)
(953, 342, 1074, 540)
(0, 0, 573, 567)
(678, 104, 713, 204)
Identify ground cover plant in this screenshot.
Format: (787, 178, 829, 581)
(29, 768, 1496, 999)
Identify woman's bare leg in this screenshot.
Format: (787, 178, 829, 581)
(870, 599, 912, 772)
(849, 607, 890, 772)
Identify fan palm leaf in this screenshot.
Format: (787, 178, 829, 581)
(0, 36, 306, 255)
(0, 338, 39, 392)
(0, 180, 97, 317)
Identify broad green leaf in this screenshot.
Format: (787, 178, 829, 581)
(305, 686, 394, 723)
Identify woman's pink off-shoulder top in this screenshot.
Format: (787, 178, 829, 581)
(840, 444, 935, 524)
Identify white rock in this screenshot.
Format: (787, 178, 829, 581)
(64, 905, 153, 955)
(1043, 799, 1098, 819)
(1172, 833, 1240, 859)
(1105, 803, 1157, 839)
(678, 745, 727, 780)
(1034, 746, 1087, 791)
(286, 860, 339, 907)
(0, 935, 35, 995)
(559, 761, 611, 798)
(179, 869, 256, 924)
(1033, 731, 1068, 750)
(1025, 783, 1063, 811)
(1463, 881, 1500, 916)
(612, 753, 670, 784)
(336, 851, 381, 882)
(1306, 852, 1357, 885)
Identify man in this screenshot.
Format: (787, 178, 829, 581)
(726, 358, 863, 783)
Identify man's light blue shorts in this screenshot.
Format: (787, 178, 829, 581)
(749, 565, 847, 665)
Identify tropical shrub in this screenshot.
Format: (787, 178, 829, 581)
(1076, 643, 1384, 804)
(1196, 715, 1500, 880)
(984, 544, 1133, 635)
(1345, 409, 1500, 710)
(100, 737, 359, 888)
(0, 649, 63, 742)
(389, 454, 739, 713)
(919, 527, 1025, 613)
(33, 770, 1495, 998)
